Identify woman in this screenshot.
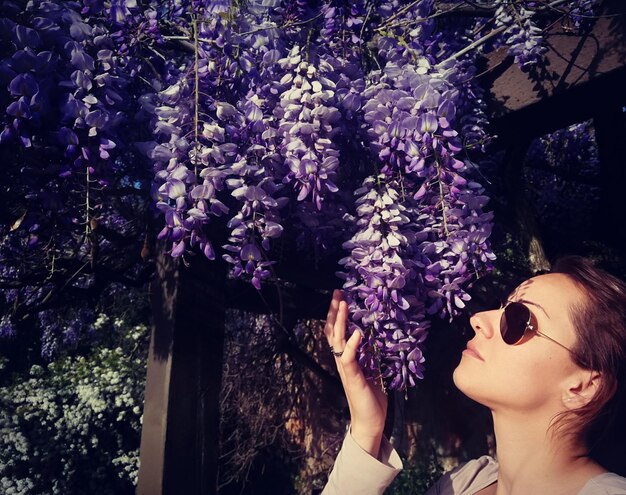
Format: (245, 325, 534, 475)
(322, 256, 626, 494)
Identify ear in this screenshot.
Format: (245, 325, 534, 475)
(562, 371, 602, 410)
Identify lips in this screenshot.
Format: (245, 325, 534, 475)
(463, 341, 484, 361)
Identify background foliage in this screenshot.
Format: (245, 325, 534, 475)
(0, 288, 149, 494)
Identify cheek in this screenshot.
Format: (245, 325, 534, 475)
(453, 350, 567, 410)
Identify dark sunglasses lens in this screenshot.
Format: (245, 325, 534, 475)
(501, 302, 529, 345)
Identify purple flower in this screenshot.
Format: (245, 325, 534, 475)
(0, 0, 506, 390)
(9, 73, 38, 96)
(274, 46, 343, 210)
(339, 177, 430, 390)
(0, 316, 16, 339)
(494, 3, 547, 70)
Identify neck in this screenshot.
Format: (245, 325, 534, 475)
(491, 409, 603, 495)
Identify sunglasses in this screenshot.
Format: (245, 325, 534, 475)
(500, 301, 573, 353)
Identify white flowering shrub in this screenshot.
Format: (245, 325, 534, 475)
(0, 319, 148, 495)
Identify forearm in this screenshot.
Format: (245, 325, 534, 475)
(321, 426, 403, 495)
(350, 424, 384, 459)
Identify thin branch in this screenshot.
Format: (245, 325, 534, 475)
(384, 0, 423, 26)
(439, 24, 507, 65)
(233, 10, 325, 37)
(193, 16, 200, 180)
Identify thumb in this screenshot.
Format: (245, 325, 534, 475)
(339, 330, 363, 380)
(344, 329, 361, 358)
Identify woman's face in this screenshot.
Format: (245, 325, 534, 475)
(453, 273, 587, 414)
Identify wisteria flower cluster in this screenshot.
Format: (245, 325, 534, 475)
(491, 0, 602, 71)
(340, 177, 429, 389)
(275, 46, 342, 209)
(0, 0, 157, 355)
(1, 0, 598, 389)
(494, 1, 547, 70)
(567, 0, 602, 30)
(335, 46, 495, 387)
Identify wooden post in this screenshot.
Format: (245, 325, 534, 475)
(137, 249, 226, 495)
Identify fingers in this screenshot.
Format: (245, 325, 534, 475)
(332, 300, 348, 352)
(341, 329, 361, 363)
(339, 330, 366, 382)
(324, 289, 342, 345)
(334, 304, 369, 386)
(322, 300, 386, 429)
(323, 292, 368, 388)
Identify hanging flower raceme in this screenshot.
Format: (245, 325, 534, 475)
(354, 58, 495, 337)
(568, 0, 601, 30)
(148, 72, 230, 261)
(221, 95, 288, 290)
(148, 2, 289, 275)
(398, 67, 495, 318)
(494, 1, 547, 70)
(274, 46, 342, 210)
(222, 180, 285, 289)
(287, 51, 365, 256)
(339, 176, 429, 391)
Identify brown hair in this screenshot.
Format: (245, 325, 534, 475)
(551, 255, 626, 469)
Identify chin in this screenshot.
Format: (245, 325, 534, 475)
(452, 362, 466, 391)
(452, 359, 490, 406)
(453, 362, 528, 412)
(452, 360, 468, 393)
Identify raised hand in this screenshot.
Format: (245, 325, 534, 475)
(324, 289, 389, 458)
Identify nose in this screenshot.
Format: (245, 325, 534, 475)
(469, 310, 496, 339)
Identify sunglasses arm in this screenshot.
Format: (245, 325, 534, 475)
(532, 326, 574, 353)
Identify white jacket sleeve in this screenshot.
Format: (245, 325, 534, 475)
(321, 426, 403, 495)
